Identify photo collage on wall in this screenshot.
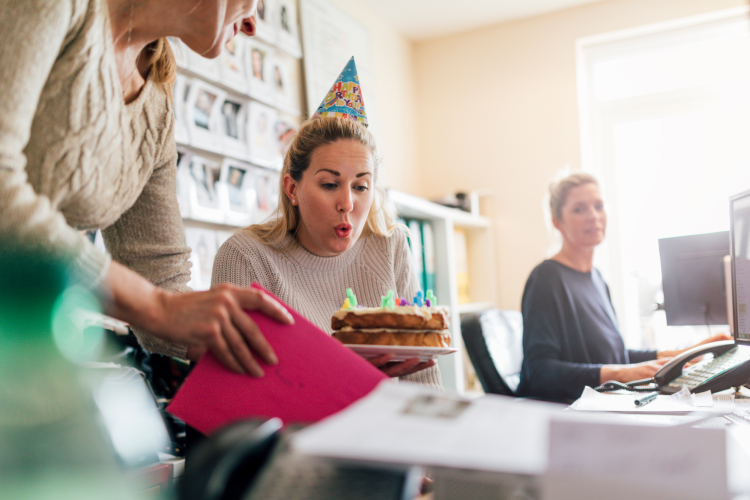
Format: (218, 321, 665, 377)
(176, 148, 281, 227)
(168, 0, 302, 278)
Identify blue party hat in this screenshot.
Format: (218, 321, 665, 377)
(311, 57, 368, 126)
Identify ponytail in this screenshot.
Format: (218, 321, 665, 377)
(144, 38, 177, 98)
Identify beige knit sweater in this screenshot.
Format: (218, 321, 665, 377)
(212, 228, 443, 388)
(0, 0, 191, 357)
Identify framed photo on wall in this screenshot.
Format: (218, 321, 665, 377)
(220, 35, 248, 93)
(187, 155, 224, 223)
(251, 166, 280, 224)
(184, 227, 218, 291)
(276, 0, 301, 57)
(186, 81, 226, 153)
(175, 147, 193, 218)
(245, 38, 274, 101)
(218, 159, 256, 226)
(219, 97, 249, 160)
(268, 54, 295, 111)
(247, 100, 281, 167)
(274, 114, 299, 158)
(255, 0, 278, 44)
(173, 75, 192, 144)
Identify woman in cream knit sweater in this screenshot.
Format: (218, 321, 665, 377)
(0, 0, 293, 376)
(212, 118, 442, 388)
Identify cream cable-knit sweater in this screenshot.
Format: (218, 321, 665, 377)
(0, 0, 191, 357)
(212, 228, 443, 388)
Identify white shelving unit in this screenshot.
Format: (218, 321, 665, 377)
(388, 190, 498, 394)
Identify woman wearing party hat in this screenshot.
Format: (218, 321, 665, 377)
(212, 58, 441, 387)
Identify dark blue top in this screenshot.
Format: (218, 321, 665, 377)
(516, 260, 656, 403)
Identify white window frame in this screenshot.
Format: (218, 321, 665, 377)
(576, 7, 750, 347)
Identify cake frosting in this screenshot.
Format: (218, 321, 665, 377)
(331, 288, 451, 348)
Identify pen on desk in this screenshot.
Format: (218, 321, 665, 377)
(634, 391, 658, 407)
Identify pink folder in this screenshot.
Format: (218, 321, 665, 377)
(168, 283, 388, 435)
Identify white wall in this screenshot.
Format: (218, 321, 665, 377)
(323, 0, 422, 195)
(412, 0, 747, 310)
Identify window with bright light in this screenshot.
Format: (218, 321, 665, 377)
(578, 8, 750, 351)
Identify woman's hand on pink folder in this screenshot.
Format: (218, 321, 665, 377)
(155, 284, 294, 376)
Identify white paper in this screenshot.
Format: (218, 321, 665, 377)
(543, 415, 729, 500)
(571, 386, 736, 413)
(293, 381, 563, 474)
(693, 390, 714, 407)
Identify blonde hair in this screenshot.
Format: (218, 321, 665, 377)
(549, 172, 598, 220)
(144, 38, 177, 96)
(244, 117, 399, 245)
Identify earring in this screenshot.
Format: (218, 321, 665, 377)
(292, 198, 297, 205)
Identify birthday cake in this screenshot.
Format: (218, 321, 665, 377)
(331, 289, 451, 348)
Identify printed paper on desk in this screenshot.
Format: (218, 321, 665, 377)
(167, 283, 388, 435)
(293, 382, 561, 475)
(542, 415, 729, 500)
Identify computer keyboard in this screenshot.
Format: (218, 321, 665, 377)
(725, 410, 750, 426)
(666, 347, 750, 391)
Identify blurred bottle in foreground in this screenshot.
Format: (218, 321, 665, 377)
(0, 246, 134, 500)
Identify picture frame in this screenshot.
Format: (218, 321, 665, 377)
(274, 114, 299, 159)
(187, 155, 225, 223)
(219, 97, 249, 160)
(175, 147, 193, 218)
(218, 158, 256, 226)
(276, 0, 302, 57)
(173, 75, 192, 145)
(251, 166, 280, 224)
(247, 100, 281, 167)
(268, 53, 295, 111)
(184, 227, 218, 291)
(245, 38, 274, 102)
(186, 81, 226, 153)
(219, 35, 248, 93)
(255, 0, 278, 44)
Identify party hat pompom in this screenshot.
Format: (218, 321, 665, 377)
(311, 57, 368, 126)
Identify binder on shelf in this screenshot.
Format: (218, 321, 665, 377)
(421, 221, 436, 294)
(454, 228, 470, 304)
(406, 220, 426, 293)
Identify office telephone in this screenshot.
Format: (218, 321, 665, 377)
(597, 340, 750, 395)
(654, 340, 750, 394)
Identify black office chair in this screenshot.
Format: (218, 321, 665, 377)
(461, 309, 524, 396)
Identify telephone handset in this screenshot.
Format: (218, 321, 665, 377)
(654, 340, 750, 394)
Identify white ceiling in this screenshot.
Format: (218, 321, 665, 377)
(352, 0, 610, 40)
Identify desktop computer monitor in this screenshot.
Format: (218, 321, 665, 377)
(658, 231, 729, 326)
(730, 188, 750, 345)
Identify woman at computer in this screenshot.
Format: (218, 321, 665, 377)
(516, 173, 729, 403)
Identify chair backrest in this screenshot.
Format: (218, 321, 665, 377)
(461, 309, 524, 396)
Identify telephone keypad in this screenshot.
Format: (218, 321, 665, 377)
(667, 347, 750, 391)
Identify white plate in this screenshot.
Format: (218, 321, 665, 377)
(344, 345, 457, 362)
